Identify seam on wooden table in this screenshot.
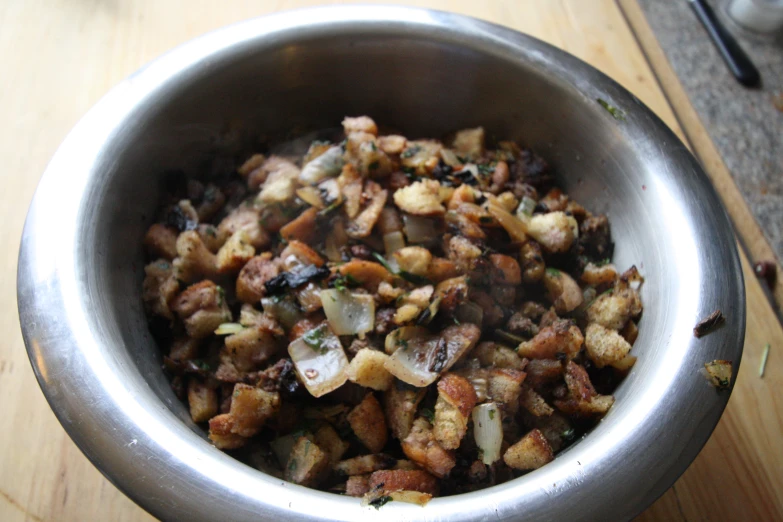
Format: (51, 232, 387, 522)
(616, 0, 783, 319)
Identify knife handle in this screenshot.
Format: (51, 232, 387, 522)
(689, 0, 761, 87)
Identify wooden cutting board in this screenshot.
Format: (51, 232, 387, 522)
(1, 1, 780, 520)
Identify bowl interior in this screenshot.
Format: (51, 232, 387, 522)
(21, 8, 744, 522)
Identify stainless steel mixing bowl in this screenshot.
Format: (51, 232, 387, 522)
(17, 6, 745, 521)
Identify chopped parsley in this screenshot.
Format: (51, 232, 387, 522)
(216, 285, 225, 306)
(596, 258, 611, 267)
(395, 338, 409, 350)
(302, 326, 327, 353)
(477, 163, 495, 177)
(400, 145, 421, 159)
(597, 98, 626, 121)
(488, 409, 496, 420)
(333, 273, 360, 292)
(420, 408, 435, 423)
(369, 495, 393, 509)
(368, 161, 380, 171)
(545, 267, 561, 277)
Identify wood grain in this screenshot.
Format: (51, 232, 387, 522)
(618, 0, 783, 315)
(0, 1, 779, 521)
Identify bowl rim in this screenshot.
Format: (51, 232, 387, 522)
(17, 5, 745, 521)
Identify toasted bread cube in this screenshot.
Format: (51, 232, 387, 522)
(368, 469, 439, 495)
(348, 393, 388, 453)
(503, 429, 554, 470)
(585, 322, 632, 368)
(208, 414, 246, 450)
(216, 230, 255, 273)
(347, 349, 394, 391)
(334, 454, 397, 476)
(188, 379, 218, 423)
(227, 384, 280, 437)
(284, 437, 330, 487)
(144, 223, 178, 260)
(434, 374, 477, 450)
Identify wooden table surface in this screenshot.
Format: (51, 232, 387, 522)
(1, 1, 780, 520)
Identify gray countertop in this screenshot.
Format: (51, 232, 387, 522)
(639, 0, 783, 260)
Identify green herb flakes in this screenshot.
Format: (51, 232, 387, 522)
(421, 408, 435, 423)
(597, 98, 626, 121)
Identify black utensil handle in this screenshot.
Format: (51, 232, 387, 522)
(689, 0, 761, 87)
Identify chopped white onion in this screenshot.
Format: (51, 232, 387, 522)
(383, 332, 441, 387)
(270, 433, 300, 467)
(320, 289, 375, 337)
(214, 322, 245, 335)
(299, 145, 344, 185)
(295, 186, 325, 209)
(472, 402, 503, 465)
(455, 302, 484, 326)
(516, 196, 537, 218)
(439, 148, 462, 168)
(383, 231, 406, 254)
(402, 214, 438, 244)
(261, 296, 303, 330)
(288, 323, 348, 397)
(384, 324, 479, 387)
(384, 326, 430, 354)
(487, 202, 528, 242)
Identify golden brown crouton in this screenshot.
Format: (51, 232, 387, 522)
(171, 280, 231, 339)
(471, 342, 525, 369)
(369, 469, 439, 495)
(348, 393, 388, 453)
(285, 437, 330, 487)
(524, 211, 578, 253)
(516, 319, 584, 360)
(520, 385, 554, 417)
(586, 283, 643, 330)
(172, 230, 219, 283)
(235, 253, 282, 304)
(347, 349, 394, 391)
(208, 414, 246, 450)
(487, 368, 526, 414)
(434, 374, 478, 449)
(215, 327, 279, 382)
(401, 418, 456, 478)
(704, 360, 733, 390)
(142, 260, 180, 320)
(144, 223, 178, 260)
(346, 475, 372, 497)
(434, 276, 469, 313)
(227, 384, 280, 437)
(554, 361, 614, 417)
(256, 157, 300, 204)
(426, 257, 461, 283)
(542, 269, 584, 314)
(216, 230, 255, 273)
(393, 180, 446, 216)
(378, 135, 407, 155)
(520, 241, 545, 283)
(400, 140, 443, 176)
(447, 235, 483, 272)
(584, 322, 632, 368)
(347, 184, 388, 239)
(393, 246, 433, 276)
(343, 115, 378, 136)
(581, 262, 618, 286)
(334, 454, 397, 476)
(503, 429, 554, 470)
(384, 380, 426, 440)
(451, 127, 485, 159)
(187, 379, 218, 423)
(313, 425, 350, 467)
(525, 359, 563, 388)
